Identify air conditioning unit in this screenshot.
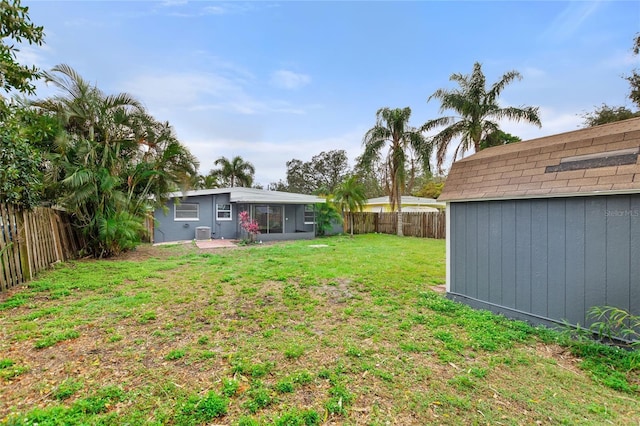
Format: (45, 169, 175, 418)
(195, 226, 211, 240)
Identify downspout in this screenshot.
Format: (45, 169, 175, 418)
(211, 195, 216, 238)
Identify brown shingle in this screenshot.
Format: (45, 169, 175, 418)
(439, 117, 640, 202)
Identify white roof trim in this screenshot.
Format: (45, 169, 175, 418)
(168, 187, 325, 204)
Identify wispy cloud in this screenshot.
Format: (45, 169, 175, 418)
(541, 1, 602, 41)
(123, 69, 310, 117)
(270, 70, 311, 90)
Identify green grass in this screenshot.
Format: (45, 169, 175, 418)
(0, 234, 638, 424)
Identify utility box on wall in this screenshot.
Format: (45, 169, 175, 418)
(195, 226, 211, 240)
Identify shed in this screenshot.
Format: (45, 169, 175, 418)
(438, 117, 640, 330)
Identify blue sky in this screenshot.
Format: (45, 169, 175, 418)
(20, 0, 640, 186)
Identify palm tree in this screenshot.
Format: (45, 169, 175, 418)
(423, 62, 541, 170)
(359, 107, 431, 236)
(33, 64, 199, 257)
(212, 155, 255, 187)
(333, 175, 366, 237)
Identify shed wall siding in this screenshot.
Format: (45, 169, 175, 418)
(449, 194, 640, 327)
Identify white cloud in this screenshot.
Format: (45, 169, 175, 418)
(270, 70, 311, 90)
(185, 128, 365, 186)
(541, 1, 602, 41)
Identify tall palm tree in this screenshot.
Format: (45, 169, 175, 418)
(212, 155, 255, 187)
(359, 107, 431, 236)
(423, 62, 541, 170)
(333, 175, 366, 237)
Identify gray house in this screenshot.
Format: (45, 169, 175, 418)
(153, 187, 325, 243)
(439, 117, 640, 330)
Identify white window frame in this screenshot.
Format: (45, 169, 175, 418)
(216, 203, 233, 221)
(304, 204, 315, 224)
(174, 203, 199, 221)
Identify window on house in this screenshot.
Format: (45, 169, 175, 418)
(216, 204, 232, 221)
(175, 203, 199, 221)
(304, 205, 315, 224)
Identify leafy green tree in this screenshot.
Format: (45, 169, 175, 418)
(626, 33, 640, 108)
(479, 130, 522, 150)
(423, 62, 541, 170)
(413, 178, 446, 200)
(0, 0, 44, 96)
(0, 127, 41, 207)
(0, 102, 62, 207)
(360, 107, 431, 236)
(212, 155, 255, 187)
(281, 150, 350, 194)
(582, 104, 640, 128)
(333, 175, 366, 237)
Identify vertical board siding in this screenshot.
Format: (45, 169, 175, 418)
(515, 202, 532, 313)
(584, 198, 607, 325)
(0, 205, 79, 293)
(464, 203, 477, 298)
(476, 203, 490, 301)
(501, 201, 517, 309)
(547, 199, 566, 320)
(606, 197, 631, 312)
(629, 197, 640, 317)
(449, 194, 639, 328)
(530, 200, 549, 318)
(488, 203, 502, 305)
(565, 199, 586, 324)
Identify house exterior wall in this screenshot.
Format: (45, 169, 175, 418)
(154, 194, 238, 243)
(154, 198, 316, 243)
(447, 194, 640, 328)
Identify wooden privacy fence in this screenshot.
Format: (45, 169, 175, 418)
(347, 211, 446, 239)
(0, 204, 80, 292)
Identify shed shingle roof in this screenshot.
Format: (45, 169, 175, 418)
(439, 117, 640, 202)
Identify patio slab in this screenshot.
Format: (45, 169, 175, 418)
(195, 239, 238, 249)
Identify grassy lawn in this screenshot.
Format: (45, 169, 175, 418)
(0, 234, 638, 425)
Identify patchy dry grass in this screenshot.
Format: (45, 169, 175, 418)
(0, 234, 637, 425)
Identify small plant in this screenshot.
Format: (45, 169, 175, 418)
(165, 348, 186, 360)
(275, 379, 294, 393)
(284, 344, 305, 359)
(239, 211, 261, 244)
(275, 408, 321, 426)
(242, 384, 273, 413)
(53, 378, 84, 400)
(221, 378, 239, 397)
(0, 359, 29, 380)
(587, 306, 640, 346)
(138, 311, 157, 324)
(325, 383, 354, 416)
(178, 391, 228, 423)
(34, 330, 80, 349)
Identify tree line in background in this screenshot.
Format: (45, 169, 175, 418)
(2, 0, 638, 253)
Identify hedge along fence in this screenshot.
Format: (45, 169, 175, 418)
(347, 211, 446, 239)
(0, 204, 81, 292)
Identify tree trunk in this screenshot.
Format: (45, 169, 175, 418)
(350, 213, 354, 237)
(396, 192, 403, 237)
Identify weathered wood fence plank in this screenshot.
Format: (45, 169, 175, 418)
(347, 211, 446, 239)
(0, 204, 79, 293)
